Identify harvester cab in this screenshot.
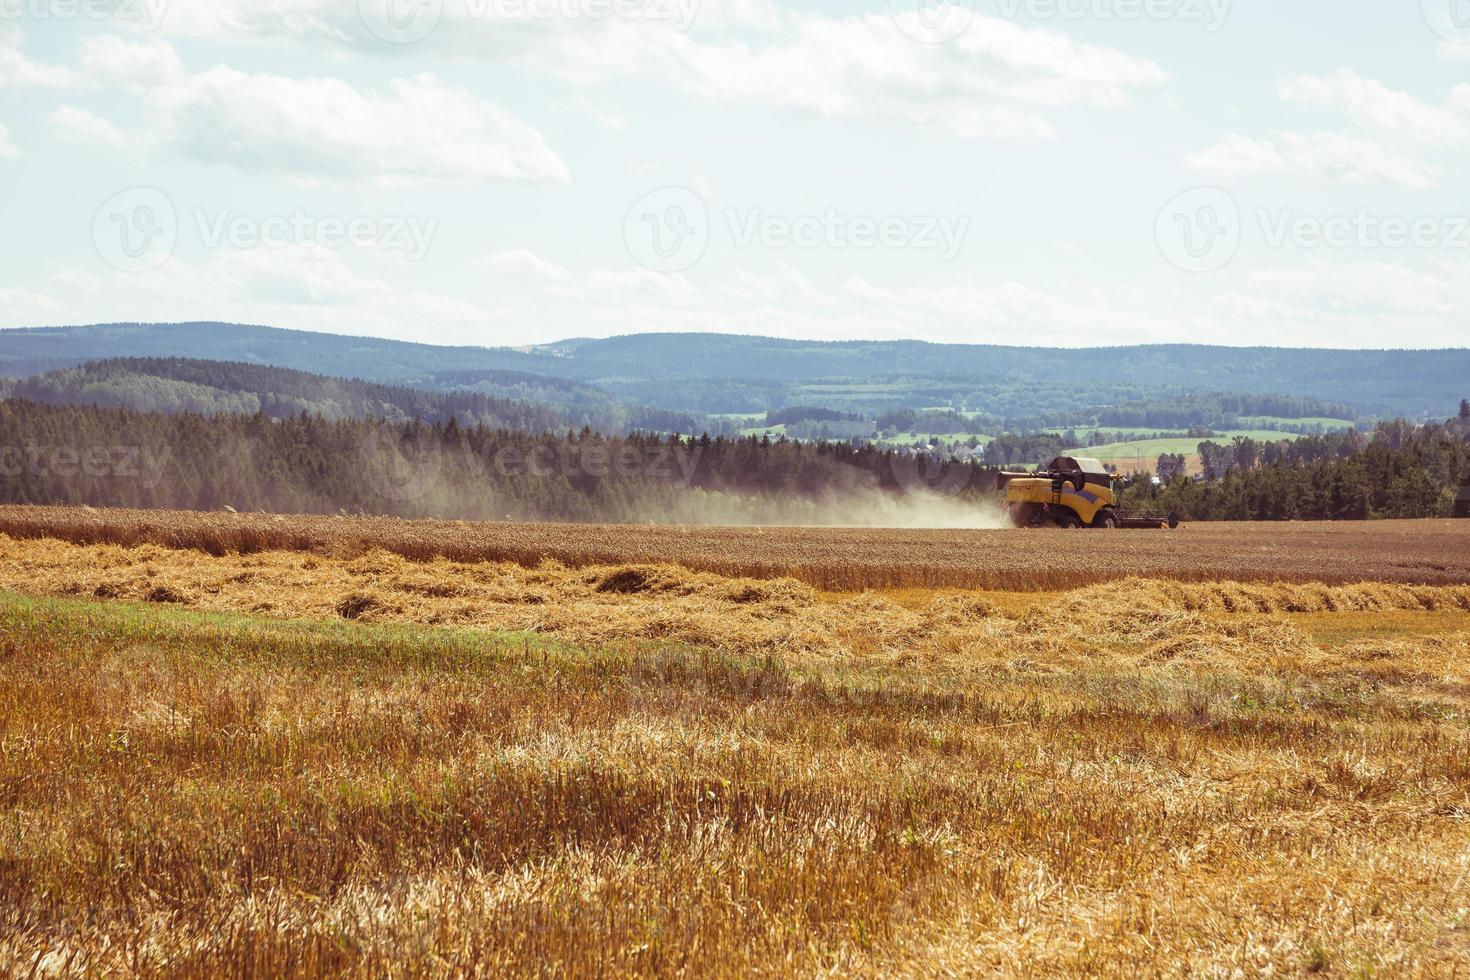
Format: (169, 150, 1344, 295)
(1002, 456, 1180, 530)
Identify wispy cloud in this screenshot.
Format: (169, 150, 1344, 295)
(144, 3, 1167, 141)
(1188, 70, 1470, 189)
(68, 37, 570, 184)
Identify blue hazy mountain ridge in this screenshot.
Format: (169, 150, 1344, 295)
(0, 322, 1463, 417)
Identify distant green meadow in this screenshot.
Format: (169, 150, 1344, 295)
(1067, 430, 1320, 462)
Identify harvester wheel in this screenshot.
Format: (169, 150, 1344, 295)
(1093, 510, 1118, 530)
(1055, 512, 1082, 529)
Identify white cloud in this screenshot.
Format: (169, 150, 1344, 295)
(560, 93, 628, 131)
(1186, 134, 1286, 175)
(475, 249, 571, 282)
(8, 247, 490, 345)
(1205, 259, 1470, 348)
(152, 0, 784, 42)
(500, 12, 1167, 140)
(68, 37, 568, 184)
(1189, 71, 1470, 189)
(0, 285, 68, 321)
(0, 120, 15, 158)
(0, 26, 78, 88)
(148, 0, 349, 42)
(1187, 130, 1440, 189)
(16, 245, 1470, 350)
(454, 245, 1470, 350)
(158, 68, 569, 183)
(467, 248, 1184, 346)
(80, 34, 187, 91)
(1277, 70, 1470, 148)
(689, 0, 785, 32)
(145, 4, 1165, 141)
(48, 105, 130, 147)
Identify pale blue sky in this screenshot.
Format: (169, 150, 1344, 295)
(2, 0, 1468, 348)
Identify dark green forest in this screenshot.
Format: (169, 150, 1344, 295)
(0, 399, 1464, 523)
(9, 359, 566, 430)
(0, 401, 1001, 523)
(1080, 393, 1358, 430)
(5, 359, 740, 437)
(1120, 416, 1470, 521)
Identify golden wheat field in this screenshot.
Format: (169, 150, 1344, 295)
(1, 505, 1468, 590)
(2, 509, 1469, 977)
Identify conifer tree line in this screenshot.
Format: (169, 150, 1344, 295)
(1120, 422, 1470, 521)
(0, 401, 1003, 522)
(0, 400, 1464, 522)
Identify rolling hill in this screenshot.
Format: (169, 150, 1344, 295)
(1, 322, 1465, 418)
(5, 358, 570, 430)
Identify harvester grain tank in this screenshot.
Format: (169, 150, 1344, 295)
(1002, 456, 1179, 530)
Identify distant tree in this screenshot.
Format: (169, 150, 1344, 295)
(1231, 436, 1260, 472)
(1156, 453, 1187, 483)
(1197, 441, 1228, 480)
(1376, 418, 1415, 450)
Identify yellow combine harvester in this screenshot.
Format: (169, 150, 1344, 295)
(1003, 456, 1180, 530)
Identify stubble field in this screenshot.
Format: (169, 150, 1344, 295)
(1, 507, 1468, 976)
(0, 505, 1467, 591)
